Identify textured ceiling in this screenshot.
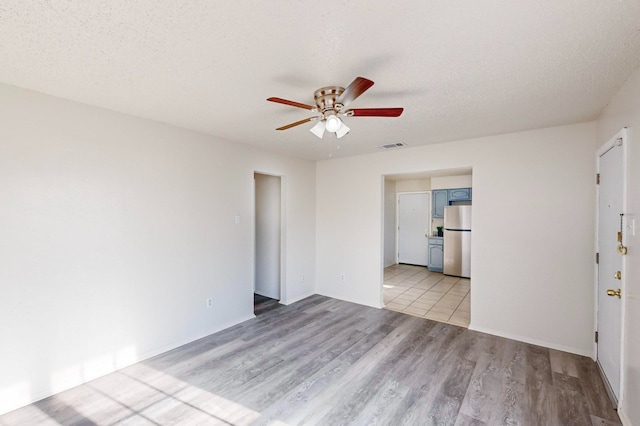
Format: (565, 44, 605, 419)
(1, 1, 640, 160)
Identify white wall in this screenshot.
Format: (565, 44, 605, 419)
(0, 83, 316, 415)
(431, 175, 473, 190)
(254, 173, 281, 299)
(316, 122, 597, 355)
(394, 178, 431, 192)
(383, 179, 397, 267)
(597, 66, 640, 426)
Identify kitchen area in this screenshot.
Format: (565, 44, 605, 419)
(428, 187, 472, 278)
(382, 171, 472, 327)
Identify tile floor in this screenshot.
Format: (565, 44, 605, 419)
(383, 263, 470, 327)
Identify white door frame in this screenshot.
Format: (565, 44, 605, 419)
(253, 171, 287, 304)
(395, 191, 432, 264)
(595, 128, 628, 407)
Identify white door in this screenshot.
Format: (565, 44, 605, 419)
(397, 193, 430, 266)
(597, 134, 625, 401)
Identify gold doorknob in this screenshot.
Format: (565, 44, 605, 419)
(614, 271, 622, 280)
(607, 289, 622, 298)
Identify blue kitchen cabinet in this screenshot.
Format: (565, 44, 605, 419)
(428, 237, 443, 272)
(448, 187, 472, 201)
(432, 190, 448, 218)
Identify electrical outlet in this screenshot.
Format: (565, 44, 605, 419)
(206, 298, 213, 308)
(341, 273, 346, 281)
(301, 275, 305, 282)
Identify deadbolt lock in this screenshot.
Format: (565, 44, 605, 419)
(613, 271, 622, 280)
(618, 244, 628, 255)
(607, 289, 622, 299)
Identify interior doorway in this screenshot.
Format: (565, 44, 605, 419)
(254, 173, 282, 314)
(382, 170, 473, 328)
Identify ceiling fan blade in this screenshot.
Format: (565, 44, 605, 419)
(337, 77, 374, 107)
(347, 108, 404, 117)
(267, 97, 315, 110)
(276, 117, 317, 131)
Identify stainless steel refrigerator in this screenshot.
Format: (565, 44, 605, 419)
(443, 205, 471, 278)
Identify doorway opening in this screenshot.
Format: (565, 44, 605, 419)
(382, 169, 472, 327)
(254, 172, 282, 315)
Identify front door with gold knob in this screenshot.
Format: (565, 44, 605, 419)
(596, 130, 625, 402)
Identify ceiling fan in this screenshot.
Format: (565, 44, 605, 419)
(267, 77, 403, 139)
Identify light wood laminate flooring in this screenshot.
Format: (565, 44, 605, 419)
(1, 295, 620, 425)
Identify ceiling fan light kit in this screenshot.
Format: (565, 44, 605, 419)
(324, 113, 342, 133)
(335, 122, 350, 138)
(268, 77, 403, 140)
(309, 121, 326, 138)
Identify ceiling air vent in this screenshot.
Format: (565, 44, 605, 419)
(378, 142, 408, 150)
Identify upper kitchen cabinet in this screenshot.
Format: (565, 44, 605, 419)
(432, 190, 448, 218)
(433, 188, 472, 218)
(448, 188, 472, 201)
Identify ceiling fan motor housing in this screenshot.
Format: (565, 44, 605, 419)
(314, 86, 345, 115)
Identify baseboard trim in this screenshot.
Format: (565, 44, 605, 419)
(280, 291, 316, 305)
(0, 313, 256, 416)
(315, 291, 382, 309)
(136, 313, 257, 363)
(468, 324, 592, 357)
